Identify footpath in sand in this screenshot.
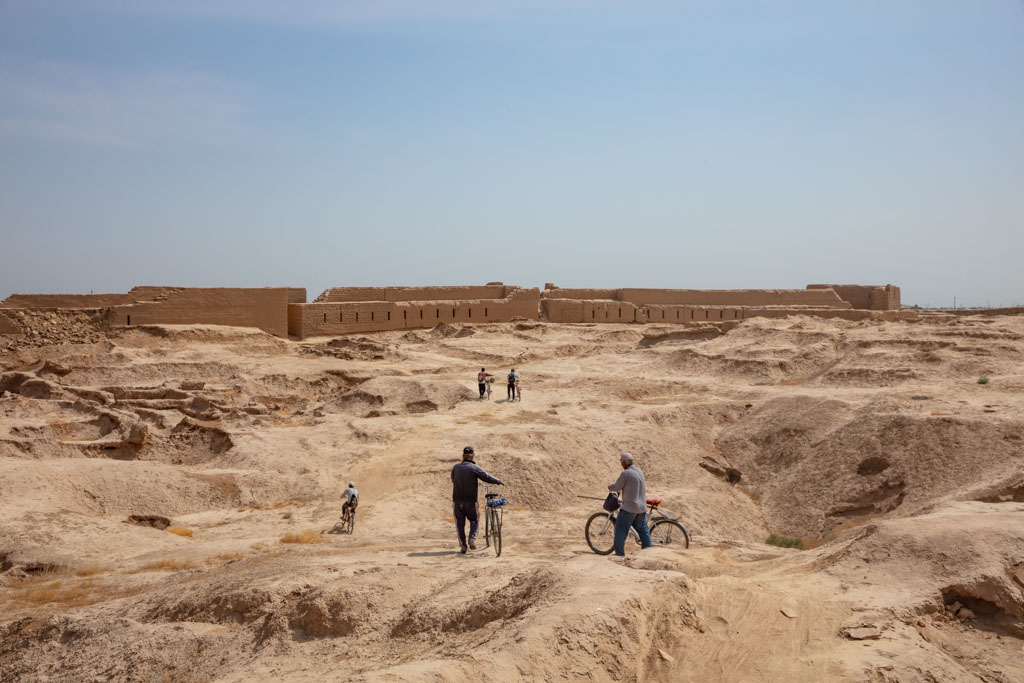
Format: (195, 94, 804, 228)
(1, 314, 1023, 681)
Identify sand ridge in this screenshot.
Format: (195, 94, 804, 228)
(1, 314, 1023, 681)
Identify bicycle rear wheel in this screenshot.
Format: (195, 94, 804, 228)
(585, 512, 616, 555)
(650, 519, 690, 548)
(347, 510, 355, 534)
(484, 507, 492, 548)
(493, 509, 502, 556)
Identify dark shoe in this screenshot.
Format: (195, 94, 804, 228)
(460, 546, 467, 554)
(468, 541, 477, 550)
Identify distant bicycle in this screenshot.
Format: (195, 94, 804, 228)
(483, 485, 508, 556)
(584, 495, 691, 555)
(341, 499, 357, 534)
(485, 376, 495, 400)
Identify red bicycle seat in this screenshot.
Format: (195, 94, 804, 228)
(646, 497, 663, 506)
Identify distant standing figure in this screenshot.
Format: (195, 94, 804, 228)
(608, 452, 652, 556)
(507, 368, 519, 401)
(477, 368, 493, 399)
(451, 446, 503, 553)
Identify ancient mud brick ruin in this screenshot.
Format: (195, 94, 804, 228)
(0, 283, 905, 339)
(540, 284, 903, 324)
(287, 285, 540, 338)
(0, 287, 305, 337)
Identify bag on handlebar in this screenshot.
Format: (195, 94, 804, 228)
(603, 492, 620, 513)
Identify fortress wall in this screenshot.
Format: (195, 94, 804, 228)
(287, 288, 307, 304)
(540, 287, 852, 308)
(541, 299, 644, 323)
(315, 286, 509, 303)
(618, 288, 851, 308)
(109, 288, 293, 337)
(1, 286, 179, 309)
(807, 284, 901, 310)
(645, 305, 747, 323)
(290, 288, 540, 338)
(541, 288, 621, 301)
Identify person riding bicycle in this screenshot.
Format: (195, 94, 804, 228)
(507, 368, 519, 401)
(341, 481, 359, 521)
(477, 368, 493, 399)
(451, 446, 503, 553)
(608, 452, 652, 556)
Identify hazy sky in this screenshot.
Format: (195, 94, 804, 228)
(1, 1, 1022, 307)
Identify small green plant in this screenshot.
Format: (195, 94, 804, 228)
(766, 534, 804, 549)
(977, 377, 989, 385)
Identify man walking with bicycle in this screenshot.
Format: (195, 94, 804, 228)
(451, 446, 503, 554)
(608, 452, 652, 556)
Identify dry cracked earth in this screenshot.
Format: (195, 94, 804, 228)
(1, 313, 1023, 682)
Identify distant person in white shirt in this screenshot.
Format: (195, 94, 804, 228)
(477, 368, 493, 399)
(341, 482, 359, 521)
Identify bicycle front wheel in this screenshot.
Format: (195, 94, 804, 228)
(650, 519, 690, 548)
(585, 512, 616, 555)
(493, 510, 502, 557)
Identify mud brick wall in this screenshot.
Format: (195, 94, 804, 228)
(0, 286, 179, 309)
(315, 286, 509, 303)
(540, 299, 642, 323)
(290, 288, 540, 338)
(644, 305, 748, 323)
(807, 284, 901, 311)
(541, 287, 851, 310)
(541, 288, 622, 301)
(109, 288, 293, 337)
(618, 288, 851, 308)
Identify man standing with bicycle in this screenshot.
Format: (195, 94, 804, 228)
(608, 452, 652, 556)
(451, 446, 503, 554)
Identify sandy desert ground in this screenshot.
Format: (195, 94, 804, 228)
(1, 312, 1023, 682)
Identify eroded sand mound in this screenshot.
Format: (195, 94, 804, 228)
(1, 315, 1023, 681)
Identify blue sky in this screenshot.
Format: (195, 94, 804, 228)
(1, 1, 1022, 307)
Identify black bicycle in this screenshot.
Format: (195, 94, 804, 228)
(483, 485, 508, 556)
(584, 495, 691, 555)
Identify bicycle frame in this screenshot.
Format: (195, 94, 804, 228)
(584, 495, 692, 554)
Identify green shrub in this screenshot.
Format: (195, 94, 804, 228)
(766, 534, 804, 549)
(977, 377, 989, 385)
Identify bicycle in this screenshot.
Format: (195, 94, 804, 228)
(341, 500, 357, 534)
(583, 494, 691, 555)
(485, 376, 494, 400)
(483, 485, 508, 556)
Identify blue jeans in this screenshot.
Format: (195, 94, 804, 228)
(453, 501, 478, 549)
(613, 510, 652, 556)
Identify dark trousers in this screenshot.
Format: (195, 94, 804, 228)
(508, 383, 515, 399)
(478, 382, 486, 398)
(613, 510, 652, 556)
(453, 501, 478, 549)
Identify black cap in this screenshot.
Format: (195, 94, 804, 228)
(463, 446, 474, 456)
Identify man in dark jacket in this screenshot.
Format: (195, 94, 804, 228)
(451, 446, 503, 553)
